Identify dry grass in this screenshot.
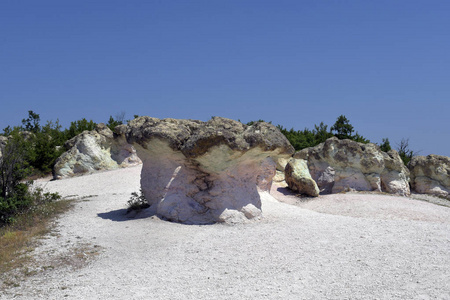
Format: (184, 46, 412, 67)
(0, 199, 73, 275)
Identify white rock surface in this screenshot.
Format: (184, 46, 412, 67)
(409, 155, 450, 199)
(295, 138, 410, 196)
(125, 116, 294, 224)
(2, 166, 450, 299)
(284, 158, 319, 197)
(53, 124, 141, 179)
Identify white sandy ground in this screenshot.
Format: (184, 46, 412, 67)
(1, 165, 450, 299)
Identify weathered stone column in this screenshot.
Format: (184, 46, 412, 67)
(125, 117, 294, 224)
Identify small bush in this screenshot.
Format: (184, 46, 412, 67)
(126, 189, 149, 212)
(0, 184, 61, 226)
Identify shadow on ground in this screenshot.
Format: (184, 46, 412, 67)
(97, 208, 156, 222)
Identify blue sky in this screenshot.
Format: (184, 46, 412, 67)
(1, 1, 449, 156)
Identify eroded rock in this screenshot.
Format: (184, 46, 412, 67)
(125, 116, 294, 224)
(294, 137, 410, 196)
(285, 158, 319, 197)
(409, 155, 450, 199)
(53, 124, 141, 179)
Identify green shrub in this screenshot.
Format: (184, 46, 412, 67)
(379, 138, 392, 152)
(0, 183, 61, 226)
(126, 190, 149, 212)
(64, 118, 97, 140)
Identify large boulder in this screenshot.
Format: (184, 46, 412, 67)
(53, 124, 141, 179)
(125, 116, 294, 224)
(409, 155, 450, 199)
(285, 158, 320, 197)
(294, 137, 410, 196)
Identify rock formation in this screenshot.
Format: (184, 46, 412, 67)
(124, 116, 294, 224)
(294, 137, 410, 196)
(409, 155, 450, 199)
(53, 123, 141, 179)
(284, 158, 320, 197)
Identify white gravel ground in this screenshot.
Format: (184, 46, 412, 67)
(1, 165, 450, 299)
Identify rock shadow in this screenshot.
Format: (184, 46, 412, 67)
(97, 207, 156, 222)
(274, 186, 297, 196)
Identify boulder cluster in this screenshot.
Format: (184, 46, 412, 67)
(52, 116, 450, 224)
(284, 138, 410, 196)
(281, 138, 449, 200)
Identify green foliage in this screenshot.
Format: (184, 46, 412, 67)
(0, 129, 62, 225)
(0, 183, 33, 225)
(0, 131, 32, 199)
(65, 118, 97, 140)
(379, 138, 392, 152)
(352, 132, 370, 144)
(276, 122, 335, 151)
(0, 131, 34, 225)
(21, 110, 41, 133)
(245, 116, 369, 151)
(246, 119, 271, 126)
(330, 115, 354, 140)
(0, 184, 61, 226)
(22, 115, 66, 174)
(2, 126, 12, 136)
(106, 115, 123, 131)
(277, 126, 316, 150)
(107, 111, 127, 131)
(126, 189, 149, 212)
(396, 138, 416, 165)
(313, 122, 333, 144)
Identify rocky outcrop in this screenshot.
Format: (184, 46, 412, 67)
(53, 124, 141, 179)
(285, 158, 319, 197)
(125, 116, 294, 224)
(294, 137, 410, 196)
(409, 155, 450, 199)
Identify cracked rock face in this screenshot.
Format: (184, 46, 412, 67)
(294, 137, 410, 196)
(409, 155, 450, 199)
(53, 124, 141, 179)
(125, 116, 294, 224)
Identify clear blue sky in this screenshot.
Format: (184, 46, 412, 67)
(1, 1, 449, 156)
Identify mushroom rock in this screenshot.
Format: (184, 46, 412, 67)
(125, 116, 294, 224)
